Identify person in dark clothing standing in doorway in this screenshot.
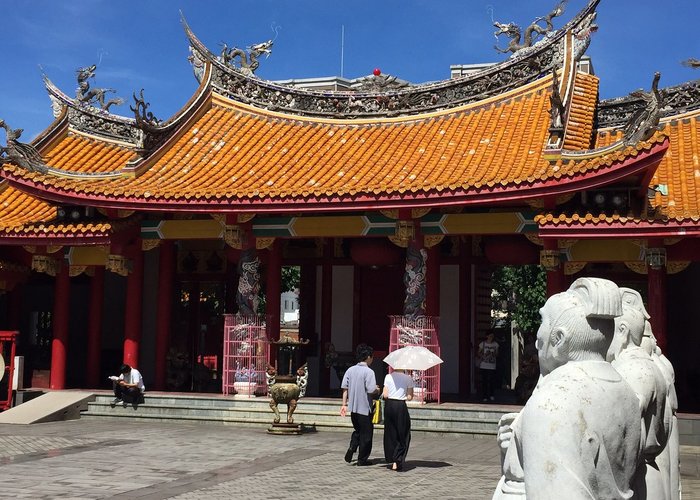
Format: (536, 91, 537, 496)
(478, 331, 499, 402)
(340, 343, 380, 466)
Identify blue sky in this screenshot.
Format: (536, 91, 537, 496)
(1, 0, 699, 139)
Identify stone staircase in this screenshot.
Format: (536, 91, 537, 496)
(82, 392, 518, 436)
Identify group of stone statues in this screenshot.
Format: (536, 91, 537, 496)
(492, 277, 679, 500)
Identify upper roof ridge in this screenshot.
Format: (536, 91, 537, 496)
(181, 0, 600, 120)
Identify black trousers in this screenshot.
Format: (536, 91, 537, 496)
(349, 412, 374, 463)
(383, 399, 411, 465)
(480, 368, 497, 399)
(114, 384, 143, 404)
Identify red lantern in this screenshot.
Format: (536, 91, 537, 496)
(482, 235, 539, 265)
(373, 68, 381, 76)
(350, 238, 403, 267)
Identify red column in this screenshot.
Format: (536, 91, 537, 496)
(648, 262, 668, 352)
(544, 239, 565, 297)
(154, 241, 175, 390)
(123, 243, 144, 367)
(459, 237, 473, 397)
(50, 263, 70, 390)
(266, 240, 282, 368)
(320, 239, 333, 395)
(85, 267, 105, 388)
(426, 244, 440, 317)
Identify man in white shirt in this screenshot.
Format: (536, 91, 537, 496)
(112, 364, 145, 407)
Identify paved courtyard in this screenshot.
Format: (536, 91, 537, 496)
(0, 420, 698, 499)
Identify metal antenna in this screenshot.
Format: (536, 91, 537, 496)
(340, 25, 345, 78)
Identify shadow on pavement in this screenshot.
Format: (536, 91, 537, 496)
(403, 460, 452, 470)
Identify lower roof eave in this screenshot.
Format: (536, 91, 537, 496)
(0, 234, 113, 245)
(538, 221, 700, 239)
(2, 145, 670, 214)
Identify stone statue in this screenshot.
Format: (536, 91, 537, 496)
(494, 1, 568, 55)
(493, 277, 642, 499)
(623, 72, 663, 145)
(607, 288, 670, 499)
(0, 119, 48, 173)
(642, 326, 681, 500)
(75, 65, 124, 111)
(219, 40, 273, 76)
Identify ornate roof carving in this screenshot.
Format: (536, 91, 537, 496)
(182, 0, 600, 119)
(597, 79, 700, 128)
(44, 74, 142, 145)
(42, 73, 181, 154)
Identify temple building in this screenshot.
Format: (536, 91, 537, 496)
(1, 0, 699, 409)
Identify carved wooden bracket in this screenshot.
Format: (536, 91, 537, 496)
(142, 239, 161, 252)
(106, 254, 132, 276)
(31, 255, 58, 277)
(256, 237, 275, 250)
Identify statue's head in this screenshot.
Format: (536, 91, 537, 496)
(537, 278, 621, 375)
(608, 288, 649, 360)
(640, 321, 658, 356)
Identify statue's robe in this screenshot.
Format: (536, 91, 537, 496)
(613, 348, 670, 499)
(651, 351, 680, 500)
(519, 361, 641, 499)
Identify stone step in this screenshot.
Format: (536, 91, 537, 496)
(91, 394, 510, 419)
(84, 394, 504, 436)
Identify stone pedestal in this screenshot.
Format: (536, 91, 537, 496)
(268, 422, 303, 435)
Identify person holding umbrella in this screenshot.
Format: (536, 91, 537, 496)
(382, 345, 443, 472)
(382, 368, 414, 471)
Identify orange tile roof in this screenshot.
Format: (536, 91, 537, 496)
(2, 74, 666, 210)
(40, 132, 138, 175)
(0, 182, 56, 230)
(540, 112, 700, 229)
(562, 72, 598, 151)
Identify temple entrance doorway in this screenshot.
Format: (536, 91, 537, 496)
(171, 280, 226, 392)
(357, 265, 404, 366)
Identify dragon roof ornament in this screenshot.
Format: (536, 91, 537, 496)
(219, 40, 273, 76)
(41, 71, 178, 153)
(494, 0, 568, 56)
(622, 72, 663, 145)
(597, 78, 700, 128)
(181, 1, 600, 119)
(0, 119, 49, 173)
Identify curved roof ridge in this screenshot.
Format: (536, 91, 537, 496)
(182, 0, 600, 119)
(209, 71, 555, 125)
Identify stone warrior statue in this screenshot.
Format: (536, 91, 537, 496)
(0, 119, 48, 173)
(219, 39, 273, 76)
(493, 278, 642, 499)
(623, 72, 663, 145)
(75, 64, 124, 111)
(607, 288, 671, 499)
(494, 0, 568, 54)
